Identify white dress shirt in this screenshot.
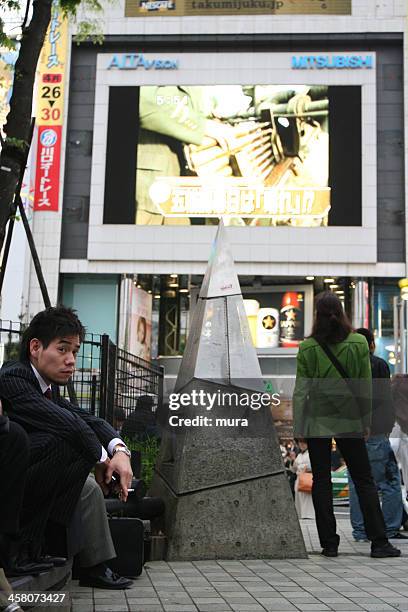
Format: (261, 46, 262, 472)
(30, 364, 123, 462)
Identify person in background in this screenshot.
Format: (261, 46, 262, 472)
(291, 439, 315, 520)
(284, 449, 297, 498)
(286, 440, 299, 455)
(390, 374, 408, 530)
(113, 408, 126, 436)
(121, 395, 160, 442)
(293, 291, 400, 558)
(348, 328, 407, 542)
(330, 441, 344, 470)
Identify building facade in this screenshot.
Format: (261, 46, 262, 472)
(24, 0, 407, 390)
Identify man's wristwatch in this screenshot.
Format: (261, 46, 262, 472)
(112, 445, 131, 458)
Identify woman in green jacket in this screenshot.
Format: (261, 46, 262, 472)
(293, 292, 400, 558)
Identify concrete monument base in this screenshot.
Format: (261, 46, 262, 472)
(151, 471, 306, 560)
(151, 220, 307, 560)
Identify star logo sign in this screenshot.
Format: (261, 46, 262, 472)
(286, 309, 297, 321)
(262, 315, 277, 330)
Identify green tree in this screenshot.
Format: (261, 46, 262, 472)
(0, 0, 102, 259)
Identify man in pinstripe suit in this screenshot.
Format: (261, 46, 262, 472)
(0, 306, 134, 588)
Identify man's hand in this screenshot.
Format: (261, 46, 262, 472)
(105, 448, 133, 502)
(204, 120, 236, 151)
(95, 459, 111, 496)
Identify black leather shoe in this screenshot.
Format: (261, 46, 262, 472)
(29, 541, 67, 567)
(321, 548, 338, 557)
(79, 564, 133, 589)
(4, 560, 54, 577)
(371, 543, 401, 558)
(0, 534, 53, 577)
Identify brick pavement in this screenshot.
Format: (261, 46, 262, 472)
(68, 519, 408, 612)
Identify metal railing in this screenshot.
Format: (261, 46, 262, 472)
(0, 322, 164, 425)
(0, 320, 23, 364)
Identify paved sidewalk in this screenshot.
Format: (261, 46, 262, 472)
(69, 519, 408, 612)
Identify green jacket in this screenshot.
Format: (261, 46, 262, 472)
(293, 333, 372, 438)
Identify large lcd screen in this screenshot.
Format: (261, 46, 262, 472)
(103, 84, 361, 226)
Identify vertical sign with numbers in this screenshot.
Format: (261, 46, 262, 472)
(34, 0, 68, 212)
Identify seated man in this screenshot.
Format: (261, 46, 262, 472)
(0, 405, 55, 576)
(0, 306, 134, 588)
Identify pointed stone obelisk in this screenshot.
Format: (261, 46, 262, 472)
(151, 220, 307, 560)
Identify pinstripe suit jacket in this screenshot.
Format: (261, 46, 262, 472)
(0, 360, 119, 464)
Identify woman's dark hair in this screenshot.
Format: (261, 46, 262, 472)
(20, 306, 86, 361)
(310, 291, 352, 345)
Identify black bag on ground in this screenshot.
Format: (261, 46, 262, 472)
(108, 517, 144, 577)
(105, 495, 164, 520)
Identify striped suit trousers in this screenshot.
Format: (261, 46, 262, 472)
(20, 432, 94, 542)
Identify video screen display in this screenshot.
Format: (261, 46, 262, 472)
(104, 84, 361, 226)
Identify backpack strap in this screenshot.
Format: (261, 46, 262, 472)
(315, 339, 362, 408)
(317, 340, 350, 379)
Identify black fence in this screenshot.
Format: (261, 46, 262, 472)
(0, 320, 22, 363)
(0, 321, 164, 425)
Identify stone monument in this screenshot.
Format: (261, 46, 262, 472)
(151, 219, 307, 560)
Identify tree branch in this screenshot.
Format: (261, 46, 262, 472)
(21, 0, 32, 31)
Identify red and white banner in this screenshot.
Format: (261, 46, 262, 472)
(34, 125, 62, 212)
(33, 0, 68, 212)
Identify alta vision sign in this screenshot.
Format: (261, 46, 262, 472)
(107, 53, 179, 70)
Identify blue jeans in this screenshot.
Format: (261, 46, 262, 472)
(349, 436, 402, 539)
